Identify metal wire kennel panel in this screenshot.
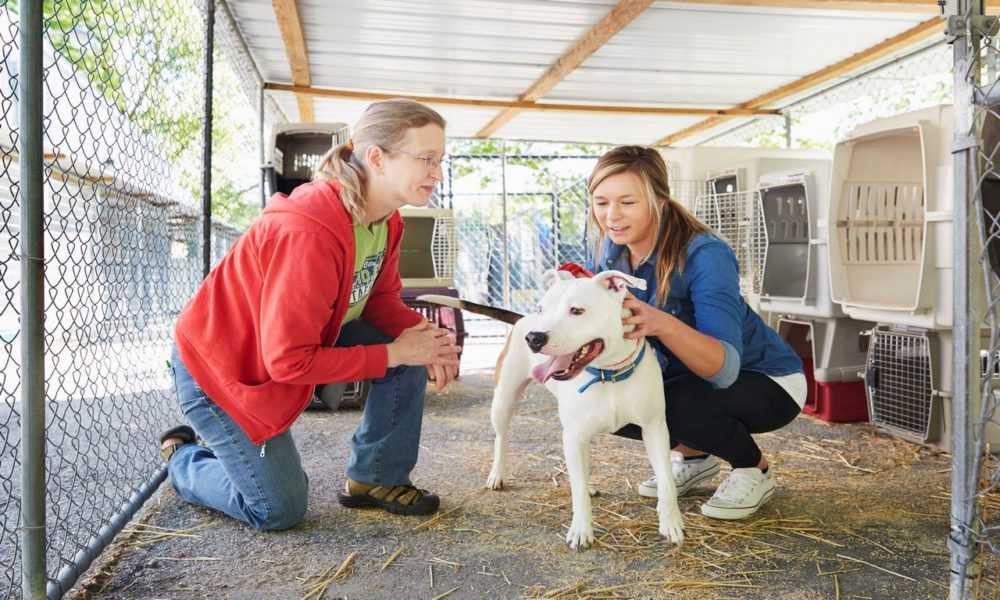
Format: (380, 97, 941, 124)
(0, 0, 258, 597)
(693, 190, 768, 299)
(829, 104, 980, 330)
(865, 326, 1000, 449)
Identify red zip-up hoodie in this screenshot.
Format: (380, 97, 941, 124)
(174, 180, 423, 445)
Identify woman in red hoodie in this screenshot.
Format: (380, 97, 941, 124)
(159, 99, 461, 529)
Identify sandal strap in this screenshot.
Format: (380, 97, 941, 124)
(368, 484, 424, 506)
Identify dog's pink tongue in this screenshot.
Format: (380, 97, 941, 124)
(531, 353, 575, 383)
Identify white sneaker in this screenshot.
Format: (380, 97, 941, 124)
(700, 466, 775, 520)
(637, 453, 720, 498)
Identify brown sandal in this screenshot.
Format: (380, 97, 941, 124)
(337, 478, 440, 515)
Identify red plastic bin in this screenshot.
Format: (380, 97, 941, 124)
(800, 357, 869, 422)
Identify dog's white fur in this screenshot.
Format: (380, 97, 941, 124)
(487, 269, 684, 549)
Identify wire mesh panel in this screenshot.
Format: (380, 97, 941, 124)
(693, 190, 768, 296)
(865, 327, 935, 441)
(0, 1, 255, 598)
(445, 152, 594, 316)
(958, 3, 1000, 585)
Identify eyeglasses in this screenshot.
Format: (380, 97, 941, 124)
(391, 149, 445, 171)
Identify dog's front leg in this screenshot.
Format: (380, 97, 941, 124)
(486, 332, 532, 490)
(562, 431, 595, 550)
(642, 420, 685, 545)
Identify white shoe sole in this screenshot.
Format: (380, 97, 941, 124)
(638, 461, 721, 498)
(699, 486, 774, 520)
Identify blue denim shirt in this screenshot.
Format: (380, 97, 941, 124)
(589, 232, 803, 388)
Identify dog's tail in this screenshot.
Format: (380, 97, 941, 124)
(416, 295, 523, 325)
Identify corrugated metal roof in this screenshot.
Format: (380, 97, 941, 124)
(225, 0, 945, 144)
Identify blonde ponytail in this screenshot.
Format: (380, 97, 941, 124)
(314, 99, 446, 222)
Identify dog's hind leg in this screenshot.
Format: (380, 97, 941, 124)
(642, 419, 685, 545)
(562, 431, 595, 550)
(485, 329, 532, 491)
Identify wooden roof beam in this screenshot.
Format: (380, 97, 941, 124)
(655, 16, 945, 146)
(272, 0, 314, 122)
(475, 0, 654, 138)
(262, 83, 781, 117)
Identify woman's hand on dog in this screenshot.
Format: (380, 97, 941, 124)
(621, 294, 668, 340)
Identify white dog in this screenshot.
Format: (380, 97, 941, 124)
(458, 270, 685, 550)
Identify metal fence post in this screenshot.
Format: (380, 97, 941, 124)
(202, 0, 215, 277)
(259, 83, 266, 209)
(19, 0, 47, 597)
(501, 141, 510, 308)
(950, 1, 983, 597)
(784, 112, 792, 148)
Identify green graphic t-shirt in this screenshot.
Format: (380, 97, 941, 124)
(342, 221, 388, 323)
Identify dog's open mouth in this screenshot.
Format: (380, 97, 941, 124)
(531, 339, 605, 384)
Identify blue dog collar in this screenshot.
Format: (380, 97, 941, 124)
(577, 342, 647, 393)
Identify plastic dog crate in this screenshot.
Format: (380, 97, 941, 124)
(778, 318, 871, 422)
(828, 105, 986, 330)
(398, 207, 458, 289)
(864, 325, 1000, 449)
(264, 122, 349, 198)
(757, 168, 840, 318)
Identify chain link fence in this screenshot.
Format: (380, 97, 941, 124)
(954, 7, 1000, 599)
(441, 152, 596, 319)
(2, 0, 253, 597)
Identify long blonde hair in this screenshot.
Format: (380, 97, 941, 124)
(587, 145, 709, 305)
(314, 99, 446, 222)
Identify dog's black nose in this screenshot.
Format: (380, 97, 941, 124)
(525, 331, 548, 353)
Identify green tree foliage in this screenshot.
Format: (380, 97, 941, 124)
(12, 0, 258, 228)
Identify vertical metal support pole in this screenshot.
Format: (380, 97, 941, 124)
(552, 191, 561, 268)
(950, 4, 983, 598)
(784, 112, 792, 149)
(259, 84, 266, 209)
(202, 0, 215, 277)
(501, 141, 511, 308)
(447, 159, 454, 210)
(19, 0, 47, 597)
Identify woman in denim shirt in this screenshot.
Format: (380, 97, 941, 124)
(587, 146, 807, 520)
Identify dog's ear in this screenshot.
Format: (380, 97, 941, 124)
(542, 269, 575, 289)
(595, 270, 647, 294)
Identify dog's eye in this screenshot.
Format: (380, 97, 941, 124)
(570, 307, 585, 316)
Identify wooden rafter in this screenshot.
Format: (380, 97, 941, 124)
(475, 0, 654, 138)
(272, 0, 314, 122)
(263, 83, 781, 117)
(655, 16, 945, 146)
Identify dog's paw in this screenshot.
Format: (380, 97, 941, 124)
(658, 508, 685, 546)
(565, 521, 595, 550)
(485, 468, 505, 490)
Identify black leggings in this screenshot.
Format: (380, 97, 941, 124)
(614, 371, 801, 469)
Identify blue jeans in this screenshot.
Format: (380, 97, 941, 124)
(167, 320, 428, 530)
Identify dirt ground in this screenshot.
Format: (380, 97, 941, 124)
(66, 363, 1000, 600)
